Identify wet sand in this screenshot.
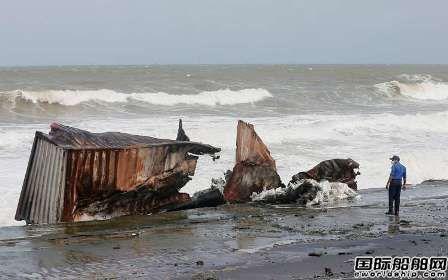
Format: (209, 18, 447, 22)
(0, 182, 447, 279)
(209, 233, 448, 280)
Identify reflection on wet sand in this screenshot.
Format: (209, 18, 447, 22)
(0, 182, 446, 278)
(387, 215, 400, 235)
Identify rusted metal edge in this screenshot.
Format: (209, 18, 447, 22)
(36, 131, 220, 154)
(15, 132, 38, 221)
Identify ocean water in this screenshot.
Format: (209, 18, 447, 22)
(1, 64, 448, 226)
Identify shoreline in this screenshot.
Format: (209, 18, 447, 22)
(0, 182, 446, 279)
(199, 232, 448, 280)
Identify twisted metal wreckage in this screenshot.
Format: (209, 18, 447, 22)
(15, 120, 360, 225)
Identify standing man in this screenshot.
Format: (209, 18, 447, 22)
(386, 155, 406, 216)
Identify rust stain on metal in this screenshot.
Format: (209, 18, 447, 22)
(15, 121, 220, 224)
(234, 120, 276, 167)
(292, 158, 360, 190)
(224, 120, 283, 203)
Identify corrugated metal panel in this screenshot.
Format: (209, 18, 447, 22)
(15, 133, 66, 224)
(61, 145, 196, 222)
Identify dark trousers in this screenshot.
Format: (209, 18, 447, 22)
(388, 180, 402, 214)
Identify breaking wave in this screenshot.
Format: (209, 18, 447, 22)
(3, 88, 273, 106)
(375, 74, 448, 100)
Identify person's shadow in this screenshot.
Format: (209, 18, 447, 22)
(387, 215, 400, 234)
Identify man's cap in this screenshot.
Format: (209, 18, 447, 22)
(389, 155, 400, 161)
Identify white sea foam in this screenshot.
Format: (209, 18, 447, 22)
(0, 125, 42, 155)
(6, 88, 273, 106)
(250, 186, 289, 202)
(250, 179, 358, 206)
(305, 180, 358, 206)
(130, 88, 272, 106)
(11, 89, 129, 106)
(375, 74, 448, 100)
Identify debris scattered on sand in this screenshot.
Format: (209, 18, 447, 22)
(15, 119, 365, 225)
(172, 178, 226, 211)
(308, 252, 323, 257)
(353, 223, 374, 229)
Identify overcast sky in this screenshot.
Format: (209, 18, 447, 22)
(1, 0, 447, 65)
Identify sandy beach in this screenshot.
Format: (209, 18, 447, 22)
(212, 233, 448, 280)
(0, 181, 446, 279)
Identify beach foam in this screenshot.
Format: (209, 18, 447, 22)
(251, 179, 358, 206)
(305, 180, 358, 206)
(4, 88, 272, 106)
(375, 74, 448, 100)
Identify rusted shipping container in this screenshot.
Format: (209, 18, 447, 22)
(15, 122, 220, 224)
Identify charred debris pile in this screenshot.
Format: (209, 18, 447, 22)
(15, 120, 360, 225)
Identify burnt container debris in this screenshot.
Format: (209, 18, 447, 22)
(15, 120, 220, 224)
(223, 120, 284, 203)
(15, 119, 361, 225)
